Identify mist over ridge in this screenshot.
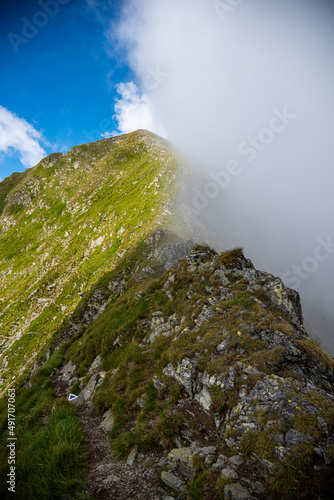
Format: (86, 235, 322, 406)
(111, 0, 334, 353)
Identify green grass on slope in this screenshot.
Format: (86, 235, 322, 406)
(0, 170, 30, 217)
(0, 130, 178, 389)
(0, 346, 86, 500)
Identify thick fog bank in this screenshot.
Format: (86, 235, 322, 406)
(113, 0, 334, 353)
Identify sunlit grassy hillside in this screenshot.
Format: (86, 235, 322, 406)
(0, 130, 178, 391)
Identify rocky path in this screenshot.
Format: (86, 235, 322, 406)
(77, 401, 161, 500)
(51, 369, 162, 500)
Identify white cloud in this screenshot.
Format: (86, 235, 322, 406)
(0, 106, 47, 169)
(101, 131, 115, 139)
(111, 0, 334, 352)
(113, 81, 165, 136)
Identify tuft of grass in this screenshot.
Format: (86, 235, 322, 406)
(0, 381, 85, 499)
(248, 346, 285, 374)
(296, 338, 334, 372)
(216, 247, 245, 269)
(267, 442, 315, 499)
(210, 386, 239, 417)
(292, 413, 322, 441)
(110, 424, 158, 460)
(69, 381, 81, 395)
(34, 343, 67, 378)
(303, 391, 334, 433)
(240, 429, 278, 461)
(155, 410, 184, 449)
(324, 444, 334, 463)
(186, 466, 223, 500)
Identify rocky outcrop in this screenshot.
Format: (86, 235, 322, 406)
(145, 228, 194, 271)
(148, 312, 179, 344)
(147, 245, 334, 498)
(8, 237, 334, 499)
(99, 409, 115, 432)
(168, 446, 217, 477)
(78, 355, 105, 402)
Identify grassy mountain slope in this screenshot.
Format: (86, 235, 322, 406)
(0, 130, 178, 390)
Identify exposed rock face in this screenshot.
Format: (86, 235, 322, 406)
(152, 240, 194, 270)
(224, 482, 254, 500)
(163, 358, 197, 397)
(79, 374, 99, 402)
(148, 312, 179, 344)
(145, 245, 334, 498)
(99, 409, 115, 432)
(145, 228, 194, 271)
(78, 355, 105, 402)
(168, 446, 217, 477)
(161, 470, 184, 491)
(59, 360, 77, 382)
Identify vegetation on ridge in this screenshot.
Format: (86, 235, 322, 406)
(0, 132, 333, 499)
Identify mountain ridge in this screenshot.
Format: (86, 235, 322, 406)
(0, 130, 180, 391)
(0, 131, 333, 499)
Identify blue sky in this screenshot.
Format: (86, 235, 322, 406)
(0, 0, 132, 179)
